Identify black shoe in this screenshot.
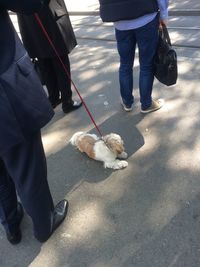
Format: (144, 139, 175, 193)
(51, 98, 62, 109)
(6, 203, 24, 245)
(52, 200, 68, 232)
(62, 101, 82, 114)
(35, 199, 68, 243)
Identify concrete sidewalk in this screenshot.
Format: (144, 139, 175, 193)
(1, 2, 200, 267)
(65, 0, 98, 11)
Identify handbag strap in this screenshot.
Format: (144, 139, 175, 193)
(159, 24, 172, 46)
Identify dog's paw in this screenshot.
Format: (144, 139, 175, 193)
(117, 160, 128, 169)
(117, 151, 128, 159)
(104, 160, 128, 170)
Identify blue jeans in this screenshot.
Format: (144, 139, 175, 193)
(115, 16, 159, 109)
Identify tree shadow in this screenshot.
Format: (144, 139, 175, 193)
(47, 111, 145, 202)
(124, 193, 200, 267)
(2, 10, 200, 267)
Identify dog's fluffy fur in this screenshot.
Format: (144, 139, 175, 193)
(70, 132, 128, 170)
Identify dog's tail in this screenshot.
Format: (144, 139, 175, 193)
(70, 132, 84, 146)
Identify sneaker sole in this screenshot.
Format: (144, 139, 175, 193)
(141, 106, 161, 114)
(141, 100, 164, 114)
(121, 102, 133, 112)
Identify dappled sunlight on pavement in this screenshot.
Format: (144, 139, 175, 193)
(2, 2, 200, 267)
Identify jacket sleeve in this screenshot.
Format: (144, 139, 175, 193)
(0, 0, 50, 14)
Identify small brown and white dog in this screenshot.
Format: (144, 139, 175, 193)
(70, 132, 128, 170)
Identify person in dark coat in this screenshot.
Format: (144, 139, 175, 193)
(0, 0, 68, 245)
(17, 0, 82, 113)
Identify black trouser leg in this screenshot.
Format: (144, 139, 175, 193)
(52, 55, 73, 107)
(38, 58, 60, 105)
(0, 131, 54, 241)
(0, 160, 18, 234)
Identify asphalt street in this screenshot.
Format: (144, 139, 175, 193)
(1, 1, 200, 267)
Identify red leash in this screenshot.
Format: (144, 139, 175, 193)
(34, 13, 103, 137)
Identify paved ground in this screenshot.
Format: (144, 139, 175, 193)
(1, 1, 200, 267)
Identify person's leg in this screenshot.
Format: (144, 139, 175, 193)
(1, 131, 54, 242)
(0, 159, 21, 237)
(54, 55, 72, 103)
(136, 16, 159, 110)
(0, 132, 68, 243)
(52, 56, 82, 113)
(115, 28, 136, 108)
(38, 58, 60, 107)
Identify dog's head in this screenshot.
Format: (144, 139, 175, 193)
(70, 131, 84, 146)
(102, 133, 125, 155)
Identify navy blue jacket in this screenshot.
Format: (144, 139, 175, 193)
(0, 0, 54, 154)
(99, 0, 158, 22)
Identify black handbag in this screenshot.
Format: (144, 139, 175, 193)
(154, 25, 178, 86)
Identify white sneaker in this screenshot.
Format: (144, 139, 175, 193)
(141, 99, 164, 114)
(121, 102, 133, 112)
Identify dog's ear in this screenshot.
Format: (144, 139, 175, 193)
(104, 135, 124, 155)
(113, 142, 124, 155)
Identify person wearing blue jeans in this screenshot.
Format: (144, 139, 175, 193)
(99, 0, 169, 113)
